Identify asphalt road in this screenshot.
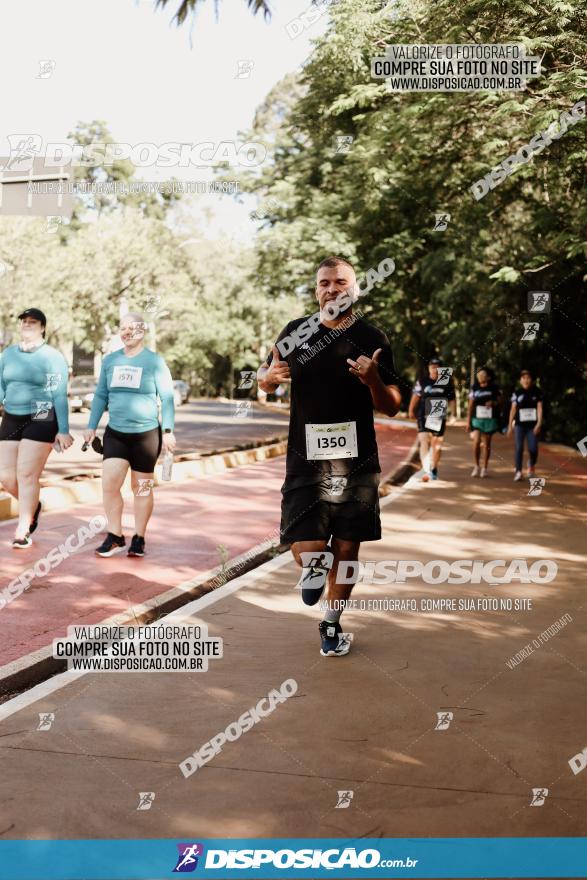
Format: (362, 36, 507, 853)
(43, 398, 290, 482)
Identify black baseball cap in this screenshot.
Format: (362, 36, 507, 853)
(428, 356, 443, 365)
(18, 308, 47, 326)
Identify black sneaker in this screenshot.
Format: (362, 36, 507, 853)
(319, 620, 351, 657)
(128, 534, 145, 557)
(29, 501, 42, 535)
(95, 532, 125, 557)
(12, 535, 32, 549)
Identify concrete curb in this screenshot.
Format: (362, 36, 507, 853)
(0, 537, 285, 699)
(380, 438, 420, 491)
(0, 433, 419, 699)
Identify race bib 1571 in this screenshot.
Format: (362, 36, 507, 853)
(519, 407, 537, 422)
(111, 365, 143, 389)
(476, 405, 492, 419)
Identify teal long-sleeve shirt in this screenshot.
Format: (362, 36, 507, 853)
(0, 343, 70, 433)
(88, 348, 175, 433)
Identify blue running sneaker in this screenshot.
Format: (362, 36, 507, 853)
(319, 620, 351, 657)
(297, 563, 329, 606)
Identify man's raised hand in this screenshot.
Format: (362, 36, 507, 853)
(265, 345, 291, 386)
(347, 348, 382, 386)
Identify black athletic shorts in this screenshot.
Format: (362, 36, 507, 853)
(280, 472, 381, 544)
(417, 416, 446, 437)
(103, 424, 162, 472)
(0, 409, 58, 443)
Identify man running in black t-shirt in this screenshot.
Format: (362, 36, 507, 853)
(408, 357, 456, 481)
(257, 256, 401, 657)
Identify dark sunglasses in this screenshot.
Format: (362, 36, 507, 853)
(81, 436, 103, 454)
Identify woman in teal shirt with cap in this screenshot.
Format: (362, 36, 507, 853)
(0, 308, 73, 547)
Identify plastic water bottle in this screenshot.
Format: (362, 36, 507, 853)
(162, 451, 173, 482)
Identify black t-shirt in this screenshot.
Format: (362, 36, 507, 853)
(511, 386, 543, 426)
(412, 375, 455, 420)
(469, 382, 501, 417)
(267, 314, 399, 485)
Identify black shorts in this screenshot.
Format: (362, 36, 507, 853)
(103, 424, 162, 472)
(0, 409, 58, 443)
(280, 473, 381, 544)
(417, 417, 446, 437)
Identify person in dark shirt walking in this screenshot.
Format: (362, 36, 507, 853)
(507, 369, 544, 481)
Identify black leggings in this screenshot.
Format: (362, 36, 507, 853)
(103, 425, 162, 472)
(0, 409, 58, 443)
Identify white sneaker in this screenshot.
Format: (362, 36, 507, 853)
(527, 468, 536, 480)
(514, 470, 522, 481)
(471, 466, 480, 477)
(480, 467, 487, 478)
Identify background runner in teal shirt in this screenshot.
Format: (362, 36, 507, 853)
(88, 347, 175, 433)
(84, 314, 176, 559)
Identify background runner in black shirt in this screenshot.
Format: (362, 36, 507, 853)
(408, 357, 456, 481)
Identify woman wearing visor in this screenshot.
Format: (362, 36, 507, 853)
(84, 313, 176, 558)
(0, 308, 73, 547)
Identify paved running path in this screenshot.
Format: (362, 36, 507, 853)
(0, 426, 585, 841)
(0, 422, 415, 670)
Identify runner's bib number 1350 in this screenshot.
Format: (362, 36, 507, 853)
(305, 421, 358, 460)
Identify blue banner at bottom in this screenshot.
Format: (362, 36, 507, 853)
(0, 838, 584, 880)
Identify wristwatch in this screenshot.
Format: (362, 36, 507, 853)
(164, 428, 172, 433)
